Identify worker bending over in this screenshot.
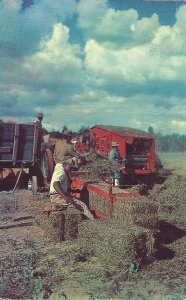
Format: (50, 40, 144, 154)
(53, 130, 78, 166)
(50, 161, 94, 220)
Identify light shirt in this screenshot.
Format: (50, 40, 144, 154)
(33, 118, 42, 128)
(50, 163, 69, 196)
(109, 149, 120, 160)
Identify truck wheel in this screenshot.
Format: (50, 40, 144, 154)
(41, 148, 54, 184)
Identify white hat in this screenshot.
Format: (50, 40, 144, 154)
(71, 139, 77, 144)
(112, 141, 119, 147)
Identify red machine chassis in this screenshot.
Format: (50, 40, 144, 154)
(71, 176, 140, 220)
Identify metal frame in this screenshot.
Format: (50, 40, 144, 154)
(0, 123, 40, 168)
(71, 176, 140, 219)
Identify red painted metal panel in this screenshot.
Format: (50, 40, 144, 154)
(134, 169, 151, 174)
(90, 125, 155, 138)
(71, 177, 140, 201)
(71, 177, 140, 219)
(91, 208, 107, 220)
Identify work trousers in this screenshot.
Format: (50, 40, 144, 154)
(50, 194, 94, 220)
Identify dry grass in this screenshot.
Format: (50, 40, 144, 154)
(36, 209, 82, 242)
(78, 220, 155, 269)
(0, 153, 185, 299)
(89, 190, 110, 216)
(149, 174, 186, 228)
(112, 197, 158, 231)
(80, 152, 121, 180)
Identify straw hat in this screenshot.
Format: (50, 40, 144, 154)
(36, 112, 43, 118)
(112, 141, 119, 147)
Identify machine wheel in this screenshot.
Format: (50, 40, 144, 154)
(40, 148, 54, 184)
(32, 176, 38, 196)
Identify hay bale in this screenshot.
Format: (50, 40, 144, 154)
(112, 197, 158, 230)
(113, 198, 158, 229)
(88, 191, 158, 230)
(79, 220, 154, 268)
(89, 190, 110, 216)
(63, 208, 82, 240)
(36, 208, 82, 242)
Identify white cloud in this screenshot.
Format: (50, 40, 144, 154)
(83, 5, 186, 86)
(84, 40, 150, 84)
(0, 0, 77, 57)
(94, 8, 138, 43)
(23, 23, 83, 98)
(77, 0, 108, 30)
(78, 0, 160, 46)
(131, 14, 159, 44)
(171, 120, 186, 131)
(0, 0, 185, 135)
(25, 23, 81, 68)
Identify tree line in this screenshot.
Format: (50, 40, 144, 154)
(148, 127, 186, 152)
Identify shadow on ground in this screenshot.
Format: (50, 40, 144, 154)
(154, 220, 185, 261)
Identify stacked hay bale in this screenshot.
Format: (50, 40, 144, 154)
(112, 197, 158, 231)
(80, 152, 120, 181)
(89, 190, 111, 216)
(36, 208, 82, 242)
(87, 191, 158, 230)
(79, 220, 154, 272)
(149, 174, 186, 227)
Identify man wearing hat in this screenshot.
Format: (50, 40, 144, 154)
(49, 161, 94, 219)
(109, 141, 121, 161)
(33, 112, 43, 128)
(53, 130, 78, 166)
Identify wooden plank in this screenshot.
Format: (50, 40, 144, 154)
(0, 147, 12, 153)
(12, 215, 33, 222)
(12, 124, 19, 165)
(0, 221, 34, 230)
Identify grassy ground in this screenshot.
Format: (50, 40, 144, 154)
(0, 152, 185, 299)
(158, 152, 186, 175)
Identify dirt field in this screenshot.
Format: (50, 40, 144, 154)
(0, 152, 185, 300)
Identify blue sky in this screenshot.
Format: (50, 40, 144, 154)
(0, 0, 186, 134)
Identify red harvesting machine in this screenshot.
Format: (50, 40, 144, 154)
(75, 125, 156, 183)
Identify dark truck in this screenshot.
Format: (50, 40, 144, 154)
(0, 122, 54, 194)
